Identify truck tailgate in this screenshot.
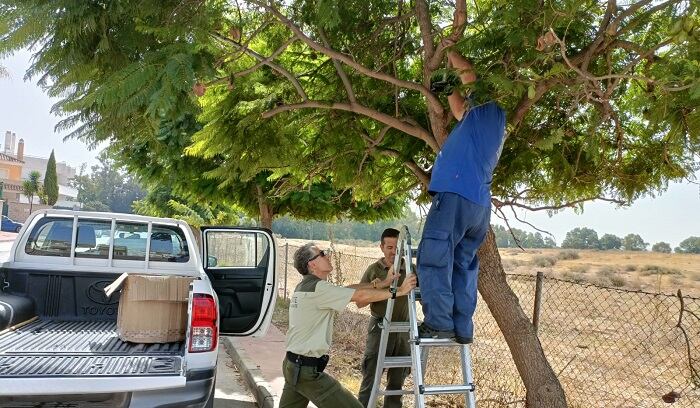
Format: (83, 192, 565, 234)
(0, 320, 186, 395)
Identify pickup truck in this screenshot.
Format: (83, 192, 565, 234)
(0, 210, 277, 407)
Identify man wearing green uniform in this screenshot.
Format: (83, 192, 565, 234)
(280, 242, 417, 408)
(357, 228, 412, 408)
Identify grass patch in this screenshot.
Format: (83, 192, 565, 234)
(557, 250, 580, 260)
(533, 256, 557, 267)
(640, 264, 683, 276)
(502, 259, 524, 271)
(272, 296, 290, 333)
(624, 264, 637, 272)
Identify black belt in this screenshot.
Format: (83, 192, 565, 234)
(286, 351, 329, 369)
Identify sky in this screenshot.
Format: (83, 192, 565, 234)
(1, 49, 698, 248)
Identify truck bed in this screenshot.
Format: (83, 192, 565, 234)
(0, 319, 185, 377)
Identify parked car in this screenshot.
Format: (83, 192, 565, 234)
(0, 215, 22, 233)
(0, 210, 277, 407)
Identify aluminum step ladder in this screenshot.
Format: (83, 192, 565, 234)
(367, 225, 476, 408)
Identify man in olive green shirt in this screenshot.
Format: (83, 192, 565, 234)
(280, 242, 416, 408)
(357, 228, 413, 408)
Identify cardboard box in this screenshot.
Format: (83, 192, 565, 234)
(104, 273, 194, 343)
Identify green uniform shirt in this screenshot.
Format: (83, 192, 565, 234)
(286, 274, 355, 358)
(360, 259, 411, 322)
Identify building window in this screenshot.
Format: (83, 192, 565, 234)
(0, 169, 9, 179)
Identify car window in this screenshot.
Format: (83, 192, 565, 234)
(113, 222, 147, 261)
(74, 219, 112, 259)
(25, 217, 73, 257)
(206, 231, 262, 268)
(149, 225, 189, 262)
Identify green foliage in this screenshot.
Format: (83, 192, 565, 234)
(492, 224, 557, 248)
(675, 236, 700, 254)
(561, 227, 599, 249)
(44, 150, 59, 205)
(599, 234, 623, 250)
(70, 150, 145, 213)
(651, 242, 672, 253)
(22, 171, 41, 212)
(622, 233, 648, 251)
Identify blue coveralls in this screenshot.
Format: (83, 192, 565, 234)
(417, 101, 506, 340)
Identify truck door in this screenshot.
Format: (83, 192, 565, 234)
(200, 227, 276, 336)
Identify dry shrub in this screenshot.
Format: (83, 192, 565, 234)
(557, 250, 580, 260)
(569, 264, 590, 274)
(640, 264, 683, 276)
(624, 264, 637, 271)
(610, 275, 627, 287)
(597, 265, 617, 277)
(533, 256, 557, 268)
(561, 271, 586, 283)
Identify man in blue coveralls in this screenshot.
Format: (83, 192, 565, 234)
(416, 50, 506, 344)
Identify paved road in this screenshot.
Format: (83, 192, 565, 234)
(0, 236, 258, 407)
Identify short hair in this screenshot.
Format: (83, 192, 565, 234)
(381, 228, 400, 244)
(293, 242, 317, 276)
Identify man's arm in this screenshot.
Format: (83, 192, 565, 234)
(350, 274, 416, 306)
(348, 267, 397, 308)
(447, 51, 477, 121)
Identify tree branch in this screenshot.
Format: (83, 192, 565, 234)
(492, 195, 627, 211)
(249, 0, 444, 113)
(426, 0, 468, 72)
(318, 29, 356, 104)
(211, 32, 307, 100)
(376, 147, 431, 187)
(262, 100, 439, 152)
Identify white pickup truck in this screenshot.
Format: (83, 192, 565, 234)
(0, 210, 277, 407)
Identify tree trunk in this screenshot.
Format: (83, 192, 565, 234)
(255, 185, 274, 230)
(477, 228, 568, 407)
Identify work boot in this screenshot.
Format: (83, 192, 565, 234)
(454, 335, 473, 344)
(418, 323, 455, 339)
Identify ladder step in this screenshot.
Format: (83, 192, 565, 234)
(422, 384, 475, 395)
(387, 322, 411, 332)
(382, 356, 413, 368)
(416, 338, 463, 346)
(379, 389, 413, 396)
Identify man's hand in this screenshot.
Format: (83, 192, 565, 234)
(379, 266, 398, 289)
(397, 274, 417, 296)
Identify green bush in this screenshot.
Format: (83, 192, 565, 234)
(557, 250, 580, 260)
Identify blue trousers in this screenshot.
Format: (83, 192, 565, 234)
(416, 192, 491, 338)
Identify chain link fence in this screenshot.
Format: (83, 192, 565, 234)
(275, 242, 700, 407)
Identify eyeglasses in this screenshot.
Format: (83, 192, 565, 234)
(308, 249, 331, 263)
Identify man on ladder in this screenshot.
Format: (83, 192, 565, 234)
(417, 49, 506, 345)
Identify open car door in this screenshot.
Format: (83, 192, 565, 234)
(201, 226, 276, 336)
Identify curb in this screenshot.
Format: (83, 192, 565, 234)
(221, 336, 277, 408)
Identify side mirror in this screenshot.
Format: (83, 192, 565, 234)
(207, 255, 218, 268)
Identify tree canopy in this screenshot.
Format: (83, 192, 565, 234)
(561, 227, 600, 249)
(651, 241, 672, 253)
(622, 233, 648, 251)
(676, 236, 700, 253)
(599, 233, 623, 250)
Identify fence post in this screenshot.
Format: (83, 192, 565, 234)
(532, 271, 544, 333)
(283, 243, 289, 300)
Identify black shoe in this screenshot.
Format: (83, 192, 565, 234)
(418, 323, 455, 339)
(454, 335, 473, 344)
